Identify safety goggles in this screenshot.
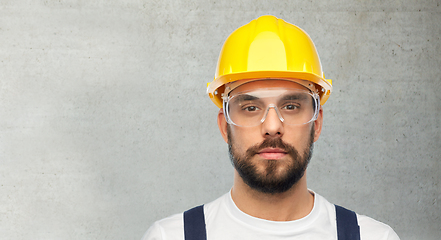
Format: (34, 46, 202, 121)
(223, 88, 320, 127)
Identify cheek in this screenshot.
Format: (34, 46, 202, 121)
(229, 123, 314, 150)
(228, 126, 262, 150)
(282, 125, 314, 146)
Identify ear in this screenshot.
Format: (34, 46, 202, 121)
(217, 108, 229, 143)
(313, 106, 323, 142)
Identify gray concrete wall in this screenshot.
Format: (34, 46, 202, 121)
(1, 1, 439, 239)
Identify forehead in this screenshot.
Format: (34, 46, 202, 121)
(230, 79, 309, 96)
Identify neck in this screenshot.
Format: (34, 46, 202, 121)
(231, 171, 314, 221)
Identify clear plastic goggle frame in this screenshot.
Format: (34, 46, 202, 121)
(223, 88, 320, 127)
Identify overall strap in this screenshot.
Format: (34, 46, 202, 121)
(335, 205, 360, 240)
(183, 205, 207, 240)
(183, 204, 360, 240)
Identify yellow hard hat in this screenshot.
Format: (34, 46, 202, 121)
(207, 15, 332, 108)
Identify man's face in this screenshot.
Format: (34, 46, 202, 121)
(218, 80, 323, 194)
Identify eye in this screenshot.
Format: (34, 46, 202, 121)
(243, 105, 260, 112)
(282, 103, 300, 110)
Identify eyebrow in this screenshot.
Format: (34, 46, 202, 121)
(279, 93, 309, 101)
(233, 94, 259, 102)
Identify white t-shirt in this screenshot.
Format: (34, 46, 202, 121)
(142, 191, 400, 240)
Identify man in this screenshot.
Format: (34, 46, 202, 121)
(142, 15, 400, 240)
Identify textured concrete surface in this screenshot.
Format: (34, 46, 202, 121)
(0, 1, 440, 239)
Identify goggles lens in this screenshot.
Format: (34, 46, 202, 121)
(224, 88, 319, 127)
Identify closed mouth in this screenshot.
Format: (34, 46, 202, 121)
(257, 148, 287, 159)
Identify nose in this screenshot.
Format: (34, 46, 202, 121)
(261, 105, 284, 137)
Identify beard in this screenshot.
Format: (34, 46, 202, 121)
(228, 126, 315, 194)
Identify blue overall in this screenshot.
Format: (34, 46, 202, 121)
(183, 205, 360, 240)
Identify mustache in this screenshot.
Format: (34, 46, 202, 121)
(246, 138, 298, 157)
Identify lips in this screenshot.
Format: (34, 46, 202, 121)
(257, 148, 287, 160)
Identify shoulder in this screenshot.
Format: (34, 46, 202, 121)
(357, 214, 400, 240)
(314, 192, 400, 240)
(141, 193, 229, 240)
(140, 213, 184, 240)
